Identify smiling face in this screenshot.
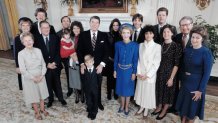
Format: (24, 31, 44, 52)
(22, 36, 34, 49)
(191, 33, 203, 48)
(121, 28, 131, 43)
(157, 11, 167, 25)
(40, 22, 50, 36)
(112, 22, 119, 32)
(72, 25, 81, 36)
(20, 22, 31, 33)
(133, 18, 142, 29)
(163, 28, 173, 40)
(36, 12, 46, 22)
(85, 59, 94, 68)
(90, 18, 100, 32)
(144, 31, 154, 41)
(62, 17, 71, 29)
(180, 19, 193, 34)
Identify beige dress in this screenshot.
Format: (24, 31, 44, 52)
(134, 41, 161, 109)
(18, 48, 49, 105)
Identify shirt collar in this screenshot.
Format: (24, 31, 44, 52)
(144, 40, 155, 47)
(87, 66, 94, 72)
(90, 30, 98, 37)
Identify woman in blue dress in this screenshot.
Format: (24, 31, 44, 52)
(114, 23, 139, 116)
(176, 25, 213, 123)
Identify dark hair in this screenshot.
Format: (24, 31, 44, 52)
(62, 28, 71, 37)
(109, 18, 121, 32)
(179, 16, 193, 26)
(18, 17, 33, 33)
(160, 24, 176, 39)
(34, 8, 47, 18)
(142, 25, 155, 34)
(190, 25, 208, 43)
(39, 20, 50, 27)
(61, 16, 71, 23)
(157, 7, 168, 16)
(90, 16, 100, 23)
(132, 13, 143, 22)
(70, 21, 84, 37)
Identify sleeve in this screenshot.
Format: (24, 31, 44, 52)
(174, 43, 182, 66)
(18, 52, 34, 79)
(39, 49, 47, 76)
(114, 42, 119, 72)
(14, 38, 19, 67)
(146, 45, 161, 78)
(54, 36, 61, 65)
(132, 43, 139, 74)
(50, 25, 56, 34)
(198, 49, 213, 93)
(101, 32, 109, 65)
(77, 33, 84, 64)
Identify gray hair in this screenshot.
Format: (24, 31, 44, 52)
(179, 16, 193, 26)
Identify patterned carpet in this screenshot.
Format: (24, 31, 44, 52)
(0, 58, 218, 123)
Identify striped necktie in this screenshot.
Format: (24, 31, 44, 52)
(92, 33, 96, 50)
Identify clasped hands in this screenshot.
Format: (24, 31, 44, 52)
(80, 64, 103, 74)
(47, 62, 57, 69)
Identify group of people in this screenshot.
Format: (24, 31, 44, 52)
(13, 7, 213, 122)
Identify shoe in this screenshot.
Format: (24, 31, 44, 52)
(40, 110, 49, 117)
(124, 110, 129, 116)
(151, 110, 162, 116)
(143, 115, 148, 119)
(156, 113, 167, 120)
(90, 114, 96, 120)
(98, 104, 104, 111)
(87, 113, 91, 118)
(118, 107, 124, 113)
(80, 93, 85, 103)
(114, 94, 118, 100)
(35, 112, 42, 120)
(67, 90, 73, 97)
(75, 92, 79, 104)
(135, 111, 143, 116)
(60, 100, 67, 106)
(47, 101, 53, 108)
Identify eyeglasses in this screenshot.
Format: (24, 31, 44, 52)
(180, 23, 192, 27)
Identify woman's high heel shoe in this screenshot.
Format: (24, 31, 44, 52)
(151, 110, 162, 116)
(35, 112, 42, 120)
(40, 110, 49, 117)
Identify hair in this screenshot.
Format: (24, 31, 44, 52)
(157, 7, 168, 16)
(39, 20, 50, 27)
(119, 23, 134, 35)
(160, 24, 176, 39)
(109, 18, 121, 32)
(179, 16, 193, 26)
(190, 25, 208, 43)
(61, 16, 71, 23)
(84, 54, 94, 62)
(142, 25, 155, 34)
(90, 16, 100, 23)
(34, 8, 47, 18)
(62, 28, 71, 37)
(20, 32, 34, 44)
(18, 17, 33, 33)
(70, 21, 84, 37)
(132, 13, 143, 22)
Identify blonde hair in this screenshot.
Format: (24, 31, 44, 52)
(84, 54, 94, 62)
(20, 32, 34, 44)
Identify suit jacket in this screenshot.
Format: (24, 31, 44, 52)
(34, 34, 61, 67)
(31, 21, 56, 36)
(130, 28, 144, 44)
(174, 33, 192, 49)
(77, 30, 109, 66)
(153, 24, 177, 45)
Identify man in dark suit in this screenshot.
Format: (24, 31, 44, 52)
(31, 8, 56, 36)
(169, 16, 193, 114)
(77, 16, 109, 111)
(131, 13, 144, 44)
(56, 16, 73, 97)
(35, 21, 67, 108)
(153, 7, 177, 44)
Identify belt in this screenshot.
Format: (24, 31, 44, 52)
(118, 63, 132, 70)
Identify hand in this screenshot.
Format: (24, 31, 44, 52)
(63, 46, 69, 50)
(141, 75, 149, 80)
(80, 64, 86, 74)
(191, 91, 202, 101)
(96, 64, 103, 74)
(113, 71, 117, 78)
(131, 74, 136, 81)
(47, 63, 56, 69)
(166, 78, 173, 87)
(32, 76, 39, 83)
(16, 68, 21, 74)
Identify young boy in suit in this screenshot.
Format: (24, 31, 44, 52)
(81, 54, 101, 120)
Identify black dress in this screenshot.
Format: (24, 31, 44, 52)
(156, 41, 182, 105)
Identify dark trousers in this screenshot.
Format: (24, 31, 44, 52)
(45, 68, 64, 101)
(97, 74, 103, 105)
(106, 61, 116, 96)
(86, 90, 98, 115)
(17, 74, 23, 90)
(61, 58, 72, 92)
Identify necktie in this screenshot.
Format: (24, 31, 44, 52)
(45, 37, 49, 52)
(159, 27, 162, 34)
(133, 30, 137, 42)
(92, 33, 96, 50)
(89, 69, 92, 73)
(182, 34, 187, 49)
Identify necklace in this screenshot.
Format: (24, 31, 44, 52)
(161, 42, 173, 54)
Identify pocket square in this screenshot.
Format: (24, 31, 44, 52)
(100, 41, 104, 43)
